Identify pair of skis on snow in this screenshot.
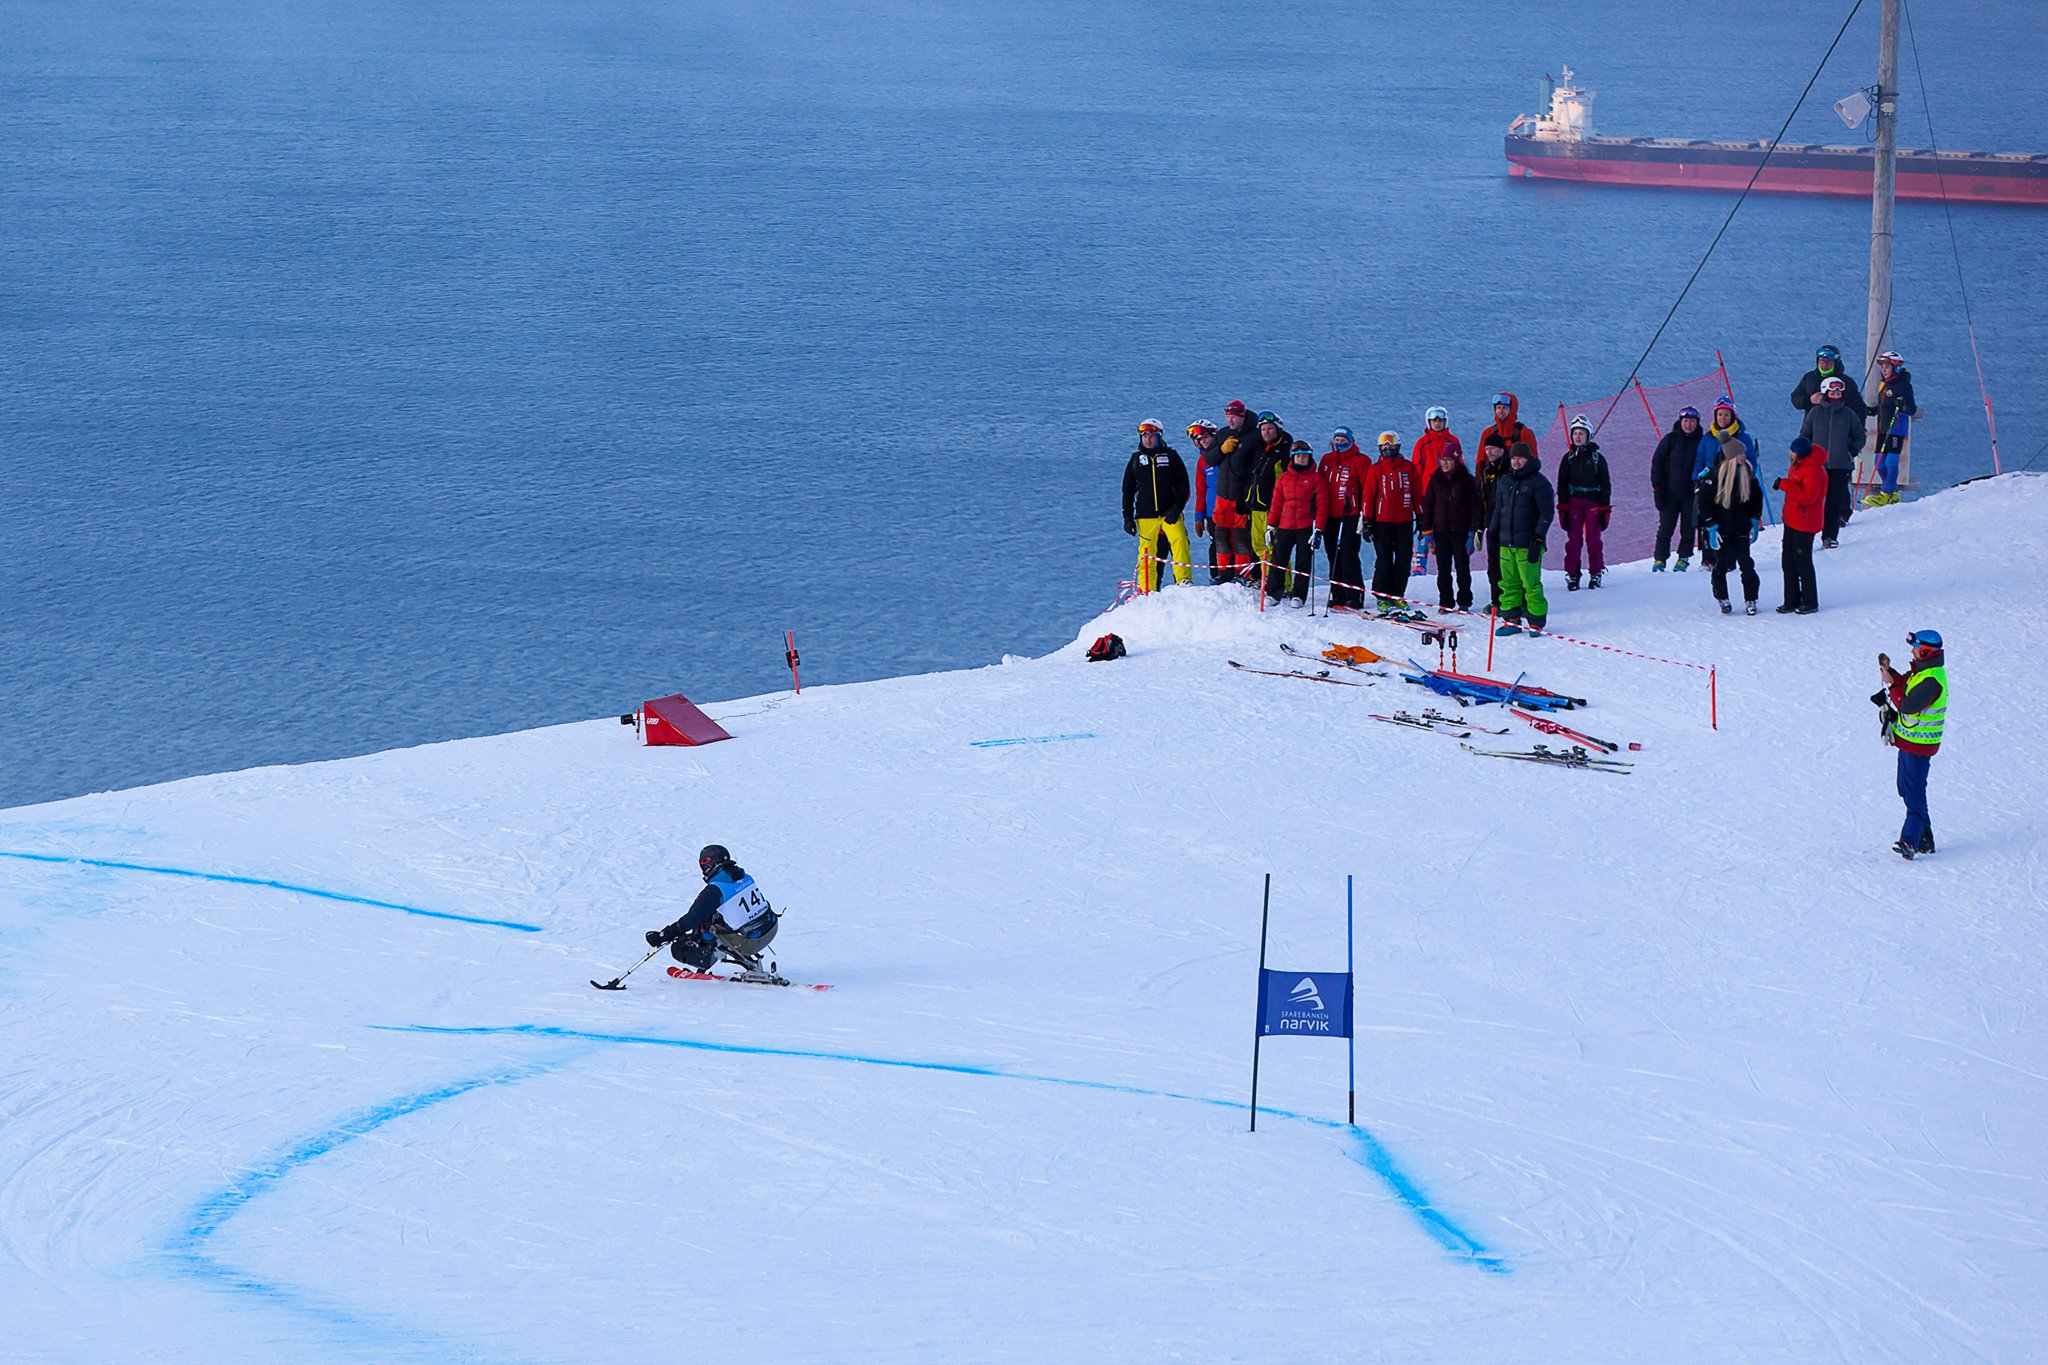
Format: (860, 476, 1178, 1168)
(1369, 709, 1510, 739)
(1459, 742, 1635, 773)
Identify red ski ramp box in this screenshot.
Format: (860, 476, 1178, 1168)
(639, 693, 732, 747)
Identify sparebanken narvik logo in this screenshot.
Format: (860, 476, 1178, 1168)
(1289, 977, 1325, 1012)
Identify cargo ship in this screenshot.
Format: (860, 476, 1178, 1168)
(1505, 69, 2048, 206)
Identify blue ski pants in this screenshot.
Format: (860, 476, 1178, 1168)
(1896, 749, 1932, 848)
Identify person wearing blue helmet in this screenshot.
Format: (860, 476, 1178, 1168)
(1878, 631, 1948, 860)
(1791, 344, 1868, 416)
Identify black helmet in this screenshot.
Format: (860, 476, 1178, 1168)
(698, 844, 731, 880)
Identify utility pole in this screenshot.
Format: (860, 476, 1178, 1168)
(1864, 0, 1900, 390)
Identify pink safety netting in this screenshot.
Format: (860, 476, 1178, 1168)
(1538, 360, 1771, 565)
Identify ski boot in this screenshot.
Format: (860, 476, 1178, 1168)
(1822, 538, 1839, 550)
(1718, 599, 1732, 615)
(1651, 559, 1667, 573)
(1494, 619, 1522, 638)
(1566, 574, 1581, 592)
(1674, 557, 1690, 573)
(1588, 571, 1603, 589)
(1891, 839, 1916, 861)
(1745, 600, 1758, 616)
(1526, 615, 1546, 638)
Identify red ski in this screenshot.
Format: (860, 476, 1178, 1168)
(1508, 708, 1639, 753)
(668, 966, 833, 992)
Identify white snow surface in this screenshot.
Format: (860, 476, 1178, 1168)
(4, 476, 2047, 1362)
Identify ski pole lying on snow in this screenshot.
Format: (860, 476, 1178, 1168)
(592, 945, 663, 991)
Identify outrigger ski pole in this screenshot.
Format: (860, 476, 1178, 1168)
(592, 944, 663, 991)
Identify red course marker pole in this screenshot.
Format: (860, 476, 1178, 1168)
(785, 631, 801, 695)
(1710, 666, 1718, 731)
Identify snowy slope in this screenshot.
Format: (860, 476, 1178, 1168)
(4, 475, 2046, 1362)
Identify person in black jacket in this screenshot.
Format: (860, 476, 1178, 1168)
(1699, 438, 1765, 615)
(1555, 415, 1612, 591)
(1475, 430, 1509, 609)
(646, 845, 780, 973)
(1649, 407, 1709, 572)
(1211, 402, 1265, 581)
(1868, 351, 1918, 505)
(1121, 419, 1191, 591)
(1487, 443, 1555, 637)
(1790, 343, 1869, 417)
(1415, 439, 1481, 611)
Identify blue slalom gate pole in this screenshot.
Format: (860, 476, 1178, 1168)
(1346, 874, 1356, 1127)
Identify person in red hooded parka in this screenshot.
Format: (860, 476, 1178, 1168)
(1773, 435, 1829, 614)
(1317, 427, 1371, 608)
(1265, 440, 1330, 607)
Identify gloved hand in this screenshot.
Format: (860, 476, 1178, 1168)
(1772, 478, 1785, 491)
(1597, 506, 1611, 531)
(1195, 517, 1210, 537)
(1123, 517, 1137, 536)
(1264, 527, 1276, 550)
(645, 929, 666, 948)
(1532, 539, 1546, 558)
(1750, 519, 1761, 537)
(1311, 530, 1323, 551)
(1355, 516, 1367, 538)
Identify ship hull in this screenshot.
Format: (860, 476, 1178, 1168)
(1505, 134, 2048, 206)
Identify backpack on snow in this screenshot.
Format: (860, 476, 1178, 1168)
(1086, 633, 1127, 662)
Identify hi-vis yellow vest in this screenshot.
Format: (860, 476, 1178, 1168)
(1893, 665, 1947, 747)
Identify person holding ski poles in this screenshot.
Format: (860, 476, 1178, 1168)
(1879, 631, 1947, 860)
(646, 845, 780, 972)
(1555, 415, 1611, 591)
(1318, 428, 1371, 608)
(1121, 418, 1191, 591)
(1365, 432, 1417, 603)
(1265, 439, 1328, 608)
(1868, 351, 1917, 506)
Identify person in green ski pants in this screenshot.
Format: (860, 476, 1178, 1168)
(1487, 441, 1555, 637)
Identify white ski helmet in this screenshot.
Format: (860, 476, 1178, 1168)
(1424, 405, 1450, 426)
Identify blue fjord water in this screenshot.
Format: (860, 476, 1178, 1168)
(2, 0, 2043, 807)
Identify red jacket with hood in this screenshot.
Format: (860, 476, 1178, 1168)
(1483, 393, 1539, 461)
(1776, 447, 1830, 533)
(1409, 429, 1461, 507)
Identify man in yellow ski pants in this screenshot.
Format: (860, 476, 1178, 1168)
(1122, 419, 1192, 591)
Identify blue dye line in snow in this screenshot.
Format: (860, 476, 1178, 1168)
(968, 732, 1098, 749)
(0, 849, 543, 932)
(162, 1059, 567, 1346)
(378, 1022, 1506, 1273)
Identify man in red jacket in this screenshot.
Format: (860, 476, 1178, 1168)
(1482, 392, 1539, 461)
(1365, 432, 1418, 603)
(1265, 440, 1329, 607)
(1318, 427, 1371, 608)
(1773, 435, 1828, 614)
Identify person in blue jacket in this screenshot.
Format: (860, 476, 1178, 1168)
(646, 845, 780, 972)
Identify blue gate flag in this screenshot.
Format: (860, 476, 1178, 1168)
(1257, 969, 1353, 1037)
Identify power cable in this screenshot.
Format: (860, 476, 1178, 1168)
(1591, 0, 1867, 437)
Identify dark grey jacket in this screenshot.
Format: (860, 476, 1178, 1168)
(1800, 399, 1866, 471)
